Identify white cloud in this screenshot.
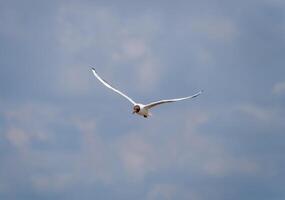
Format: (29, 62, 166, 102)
(112, 38, 147, 61)
(2, 110, 117, 191)
(55, 64, 94, 96)
(137, 58, 162, 92)
(114, 109, 261, 181)
(146, 183, 199, 200)
(1, 1, 285, 199)
(148, 184, 175, 200)
(3, 104, 58, 151)
(191, 16, 239, 41)
(182, 109, 261, 177)
(117, 133, 155, 181)
(55, 3, 117, 54)
(273, 81, 285, 95)
(70, 118, 117, 184)
(146, 184, 179, 200)
(0, 102, 263, 194)
(237, 104, 274, 121)
(5, 128, 30, 150)
(31, 173, 75, 192)
(202, 156, 260, 177)
(54, 2, 164, 95)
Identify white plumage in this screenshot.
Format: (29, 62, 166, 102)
(91, 67, 202, 118)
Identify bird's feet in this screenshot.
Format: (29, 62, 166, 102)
(144, 115, 147, 118)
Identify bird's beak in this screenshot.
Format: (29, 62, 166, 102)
(132, 111, 136, 114)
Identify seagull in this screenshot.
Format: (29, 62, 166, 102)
(91, 67, 202, 118)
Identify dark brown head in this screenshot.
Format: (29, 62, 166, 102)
(133, 105, 140, 114)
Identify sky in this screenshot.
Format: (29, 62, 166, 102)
(0, 0, 285, 199)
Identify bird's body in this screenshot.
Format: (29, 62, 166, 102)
(91, 67, 202, 118)
(133, 104, 151, 118)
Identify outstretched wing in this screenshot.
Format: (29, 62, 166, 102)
(145, 90, 203, 110)
(91, 67, 136, 105)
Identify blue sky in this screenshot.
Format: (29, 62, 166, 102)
(1, 0, 285, 199)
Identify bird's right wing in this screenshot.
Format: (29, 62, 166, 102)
(91, 67, 136, 105)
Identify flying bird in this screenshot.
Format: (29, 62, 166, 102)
(91, 67, 202, 118)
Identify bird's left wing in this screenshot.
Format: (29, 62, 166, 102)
(145, 90, 203, 110)
(91, 67, 136, 105)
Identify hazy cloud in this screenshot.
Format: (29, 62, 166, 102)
(273, 81, 285, 95)
(1, 0, 284, 199)
(237, 104, 274, 121)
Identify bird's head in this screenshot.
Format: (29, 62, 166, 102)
(133, 105, 140, 114)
